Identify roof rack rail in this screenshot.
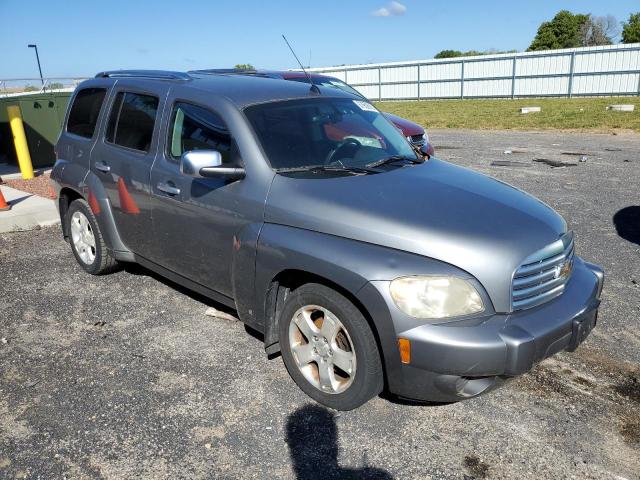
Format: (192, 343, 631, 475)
(95, 70, 192, 81)
(191, 68, 256, 74)
(190, 69, 271, 78)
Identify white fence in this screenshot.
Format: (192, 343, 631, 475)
(308, 44, 640, 100)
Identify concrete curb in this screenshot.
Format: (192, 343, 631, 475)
(0, 167, 52, 181)
(0, 185, 59, 233)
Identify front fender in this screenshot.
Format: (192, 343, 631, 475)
(253, 224, 472, 379)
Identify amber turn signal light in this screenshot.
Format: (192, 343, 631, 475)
(398, 338, 411, 364)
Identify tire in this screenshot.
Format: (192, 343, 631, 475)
(279, 283, 383, 410)
(65, 198, 118, 275)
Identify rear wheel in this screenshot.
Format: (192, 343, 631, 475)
(65, 199, 118, 275)
(279, 283, 383, 410)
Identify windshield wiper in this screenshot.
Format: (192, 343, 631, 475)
(366, 155, 423, 169)
(275, 164, 380, 175)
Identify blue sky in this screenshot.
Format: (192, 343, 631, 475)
(1, 0, 638, 79)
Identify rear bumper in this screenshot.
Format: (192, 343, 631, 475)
(365, 257, 603, 402)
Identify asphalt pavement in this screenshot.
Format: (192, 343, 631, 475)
(0, 129, 638, 479)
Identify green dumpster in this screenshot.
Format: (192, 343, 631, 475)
(0, 97, 18, 165)
(0, 91, 72, 168)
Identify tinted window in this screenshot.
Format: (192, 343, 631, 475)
(66, 88, 107, 138)
(105, 92, 158, 152)
(105, 92, 123, 144)
(168, 102, 233, 164)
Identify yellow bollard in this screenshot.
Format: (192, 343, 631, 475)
(7, 105, 34, 180)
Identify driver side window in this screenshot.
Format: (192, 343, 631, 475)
(168, 102, 236, 165)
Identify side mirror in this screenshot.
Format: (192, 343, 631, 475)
(180, 150, 245, 180)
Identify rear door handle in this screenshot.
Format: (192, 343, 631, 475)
(157, 182, 180, 196)
(94, 162, 110, 173)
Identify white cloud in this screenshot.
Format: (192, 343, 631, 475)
(389, 1, 407, 14)
(372, 1, 406, 17)
(372, 7, 390, 16)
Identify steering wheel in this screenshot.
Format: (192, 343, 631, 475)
(325, 138, 362, 165)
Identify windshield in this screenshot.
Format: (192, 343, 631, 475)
(286, 76, 363, 97)
(244, 97, 417, 171)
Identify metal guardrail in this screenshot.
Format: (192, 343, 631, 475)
(309, 44, 640, 100)
(0, 77, 86, 97)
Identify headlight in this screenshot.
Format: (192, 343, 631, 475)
(422, 131, 429, 145)
(389, 276, 484, 319)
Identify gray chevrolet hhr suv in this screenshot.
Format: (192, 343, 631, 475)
(51, 70, 604, 410)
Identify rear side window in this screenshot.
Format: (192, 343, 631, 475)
(105, 92, 159, 152)
(66, 88, 107, 138)
(168, 102, 233, 164)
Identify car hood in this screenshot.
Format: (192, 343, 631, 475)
(265, 159, 567, 312)
(382, 112, 424, 137)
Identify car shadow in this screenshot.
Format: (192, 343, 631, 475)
(613, 206, 640, 246)
(285, 404, 393, 480)
(122, 262, 237, 316)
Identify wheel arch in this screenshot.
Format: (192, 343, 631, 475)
(254, 224, 405, 389)
(52, 161, 132, 261)
(82, 171, 134, 261)
(58, 186, 84, 240)
(263, 269, 390, 388)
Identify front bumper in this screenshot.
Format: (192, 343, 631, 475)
(367, 257, 603, 402)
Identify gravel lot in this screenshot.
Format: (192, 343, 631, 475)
(1, 129, 639, 479)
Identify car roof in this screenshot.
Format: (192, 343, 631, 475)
(93, 70, 355, 109)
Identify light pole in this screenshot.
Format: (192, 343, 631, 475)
(27, 44, 44, 87)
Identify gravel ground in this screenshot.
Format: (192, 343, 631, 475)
(0, 129, 639, 479)
(1, 172, 56, 199)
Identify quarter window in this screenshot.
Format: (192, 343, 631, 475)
(105, 92, 159, 152)
(66, 88, 107, 138)
(168, 102, 233, 164)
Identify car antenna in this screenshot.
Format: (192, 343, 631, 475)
(282, 35, 320, 95)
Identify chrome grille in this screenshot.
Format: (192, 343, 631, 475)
(511, 232, 574, 311)
(408, 134, 424, 146)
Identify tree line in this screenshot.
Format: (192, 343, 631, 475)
(435, 10, 640, 59)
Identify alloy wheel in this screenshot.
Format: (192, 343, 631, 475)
(288, 305, 357, 394)
(70, 211, 96, 265)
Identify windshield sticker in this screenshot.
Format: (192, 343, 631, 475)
(345, 135, 382, 149)
(353, 100, 377, 112)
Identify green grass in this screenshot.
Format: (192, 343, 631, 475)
(375, 97, 640, 132)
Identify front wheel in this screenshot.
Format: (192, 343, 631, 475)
(279, 283, 383, 410)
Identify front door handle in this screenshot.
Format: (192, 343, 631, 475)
(95, 162, 110, 173)
(157, 182, 181, 196)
